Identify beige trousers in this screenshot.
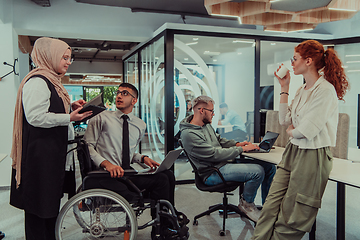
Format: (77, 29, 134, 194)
(252, 143, 333, 240)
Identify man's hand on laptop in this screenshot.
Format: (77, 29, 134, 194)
(100, 160, 124, 178)
(236, 141, 251, 147)
(143, 156, 160, 169)
(241, 143, 260, 152)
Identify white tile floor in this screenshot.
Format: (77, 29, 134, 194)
(1, 179, 360, 240)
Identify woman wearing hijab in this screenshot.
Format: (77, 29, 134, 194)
(9, 37, 92, 240)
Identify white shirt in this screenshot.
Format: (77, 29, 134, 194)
(22, 77, 70, 128)
(83, 110, 146, 167)
(279, 76, 338, 149)
(220, 109, 246, 132)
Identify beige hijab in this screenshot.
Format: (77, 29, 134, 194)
(11, 37, 71, 187)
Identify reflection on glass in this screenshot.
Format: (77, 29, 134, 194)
(125, 54, 139, 116)
(335, 43, 358, 152)
(174, 35, 255, 180)
(139, 37, 165, 161)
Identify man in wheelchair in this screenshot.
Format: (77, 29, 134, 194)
(83, 83, 189, 239)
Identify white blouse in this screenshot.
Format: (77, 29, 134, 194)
(279, 76, 338, 149)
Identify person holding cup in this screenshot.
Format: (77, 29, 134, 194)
(252, 40, 349, 240)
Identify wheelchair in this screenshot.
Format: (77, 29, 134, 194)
(55, 139, 189, 240)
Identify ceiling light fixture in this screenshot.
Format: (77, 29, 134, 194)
(193, 38, 199, 41)
(204, 51, 220, 56)
(264, 29, 286, 33)
(345, 54, 360, 57)
(346, 61, 360, 63)
(287, 28, 315, 33)
(186, 42, 198, 46)
(210, 13, 239, 18)
(329, 8, 357, 12)
(232, 40, 254, 44)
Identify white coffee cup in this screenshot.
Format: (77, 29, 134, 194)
(276, 65, 289, 79)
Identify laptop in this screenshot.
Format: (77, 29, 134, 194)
(125, 149, 183, 175)
(247, 131, 279, 153)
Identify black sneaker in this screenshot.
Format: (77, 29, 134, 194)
(161, 225, 189, 240)
(0, 231, 5, 240)
(176, 211, 190, 227)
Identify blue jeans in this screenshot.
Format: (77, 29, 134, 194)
(204, 158, 276, 204)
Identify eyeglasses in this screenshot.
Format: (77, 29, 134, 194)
(115, 90, 136, 98)
(290, 56, 303, 64)
(198, 107, 214, 114)
(62, 57, 73, 63)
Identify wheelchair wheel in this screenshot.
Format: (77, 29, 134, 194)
(56, 189, 138, 240)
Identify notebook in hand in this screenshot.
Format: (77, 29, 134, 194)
(125, 149, 183, 175)
(78, 93, 106, 122)
(247, 131, 279, 153)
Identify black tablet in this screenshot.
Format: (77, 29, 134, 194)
(79, 105, 106, 122)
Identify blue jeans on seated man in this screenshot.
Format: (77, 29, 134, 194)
(204, 158, 276, 204)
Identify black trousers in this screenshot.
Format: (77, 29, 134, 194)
(85, 169, 176, 205)
(128, 169, 175, 205)
(25, 212, 57, 240)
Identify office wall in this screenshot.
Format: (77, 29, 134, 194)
(218, 48, 255, 123)
(0, 23, 20, 187)
(0, 0, 12, 24)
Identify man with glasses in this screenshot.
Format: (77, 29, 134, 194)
(179, 95, 276, 223)
(84, 83, 189, 239)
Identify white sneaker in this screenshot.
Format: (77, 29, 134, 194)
(238, 197, 261, 222)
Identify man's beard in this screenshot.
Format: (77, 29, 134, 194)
(202, 117, 211, 125)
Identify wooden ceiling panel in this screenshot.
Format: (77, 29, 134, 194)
(241, 12, 293, 26)
(205, 0, 360, 32)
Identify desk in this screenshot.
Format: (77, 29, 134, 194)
(243, 147, 360, 240)
(216, 125, 233, 134)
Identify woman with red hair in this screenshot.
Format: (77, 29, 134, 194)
(252, 40, 349, 240)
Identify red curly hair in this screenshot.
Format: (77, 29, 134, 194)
(295, 40, 349, 101)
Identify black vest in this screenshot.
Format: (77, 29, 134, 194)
(10, 75, 68, 218)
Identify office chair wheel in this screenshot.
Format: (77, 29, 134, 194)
(219, 230, 226, 236)
(56, 189, 138, 240)
(193, 219, 198, 226)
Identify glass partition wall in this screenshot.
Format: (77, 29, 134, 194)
(123, 28, 359, 181)
(335, 43, 360, 161)
(124, 53, 139, 116)
(172, 35, 256, 180)
(259, 41, 300, 136)
(139, 37, 166, 162)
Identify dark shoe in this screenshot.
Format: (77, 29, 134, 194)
(160, 225, 189, 240)
(0, 231, 5, 240)
(176, 211, 190, 227)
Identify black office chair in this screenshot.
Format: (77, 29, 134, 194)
(178, 139, 247, 236)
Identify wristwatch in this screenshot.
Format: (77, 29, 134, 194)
(141, 155, 148, 163)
